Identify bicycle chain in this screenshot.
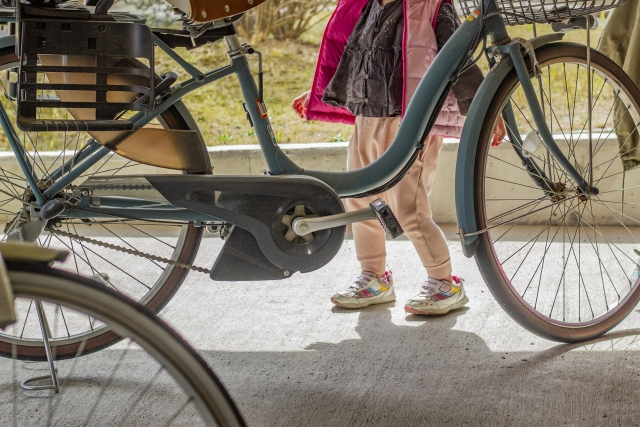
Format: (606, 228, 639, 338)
(48, 227, 212, 275)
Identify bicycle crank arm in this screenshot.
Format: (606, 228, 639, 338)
(293, 208, 375, 235)
(292, 198, 404, 239)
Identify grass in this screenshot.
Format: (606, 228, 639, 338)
(0, 20, 606, 151)
(155, 38, 354, 146)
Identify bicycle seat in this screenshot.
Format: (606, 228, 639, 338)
(165, 0, 267, 23)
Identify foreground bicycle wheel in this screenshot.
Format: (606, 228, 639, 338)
(475, 43, 640, 342)
(0, 261, 245, 427)
(0, 46, 207, 359)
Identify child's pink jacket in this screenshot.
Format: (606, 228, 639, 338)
(305, 0, 465, 138)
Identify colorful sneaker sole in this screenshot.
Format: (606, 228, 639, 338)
(331, 293, 396, 309)
(404, 295, 469, 315)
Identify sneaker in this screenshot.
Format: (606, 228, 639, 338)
(331, 271, 395, 309)
(404, 276, 468, 315)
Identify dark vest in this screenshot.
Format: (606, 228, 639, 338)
(322, 0, 404, 118)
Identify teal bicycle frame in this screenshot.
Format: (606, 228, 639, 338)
(1, 0, 593, 256)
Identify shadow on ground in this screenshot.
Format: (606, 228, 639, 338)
(202, 307, 640, 427)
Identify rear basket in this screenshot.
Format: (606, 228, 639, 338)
(17, 4, 155, 132)
(458, 0, 626, 25)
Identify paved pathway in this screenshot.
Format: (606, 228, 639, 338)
(3, 231, 640, 426)
(159, 234, 640, 426)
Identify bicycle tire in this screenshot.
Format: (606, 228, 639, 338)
(473, 43, 640, 342)
(0, 46, 207, 360)
(1, 260, 245, 427)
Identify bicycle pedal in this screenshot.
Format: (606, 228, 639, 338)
(370, 198, 403, 239)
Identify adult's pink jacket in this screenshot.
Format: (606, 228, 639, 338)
(305, 0, 465, 138)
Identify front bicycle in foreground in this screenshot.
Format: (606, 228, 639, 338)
(0, 242, 246, 427)
(1, 0, 639, 346)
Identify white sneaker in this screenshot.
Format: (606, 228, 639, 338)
(331, 271, 395, 309)
(404, 276, 468, 315)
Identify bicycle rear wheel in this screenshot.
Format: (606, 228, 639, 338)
(474, 43, 640, 342)
(0, 46, 208, 359)
(0, 261, 245, 427)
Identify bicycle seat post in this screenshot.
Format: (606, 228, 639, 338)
(224, 32, 243, 56)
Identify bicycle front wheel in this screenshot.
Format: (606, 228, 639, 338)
(474, 43, 640, 342)
(0, 261, 245, 427)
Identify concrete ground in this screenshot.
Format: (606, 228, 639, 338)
(167, 229, 640, 427)
(4, 228, 640, 426)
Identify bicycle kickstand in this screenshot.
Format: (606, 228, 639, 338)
(20, 301, 60, 393)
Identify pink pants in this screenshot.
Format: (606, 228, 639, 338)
(347, 116, 451, 279)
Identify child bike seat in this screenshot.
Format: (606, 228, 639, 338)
(164, 0, 267, 23)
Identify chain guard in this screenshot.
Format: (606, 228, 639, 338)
(145, 174, 346, 279)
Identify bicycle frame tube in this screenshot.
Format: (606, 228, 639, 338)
(47, 138, 103, 182)
(40, 18, 480, 198)
(42, 146, 112, 198)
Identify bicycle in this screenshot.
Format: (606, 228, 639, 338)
(0, 242, 246, 426)
(0, 0, 637, 354)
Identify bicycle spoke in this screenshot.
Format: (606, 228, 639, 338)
(83, 347, 130, 425)
(499, 200, 564, 266)
(549, 201, 591, 319)
(485, 175, 549, 192)
(486, 195, 549, 224)
(492, 197, 548, 244)
(162, 399, 194, 427)
(95, 222, 165, 271)
(507, 202, 569, 284)
(515, 199, 576, 301)
(116, 366, 166, 426)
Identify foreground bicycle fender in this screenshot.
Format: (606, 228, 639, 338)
(454, 34, 563, 258)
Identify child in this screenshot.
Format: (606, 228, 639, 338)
(292, 0, 486, 314)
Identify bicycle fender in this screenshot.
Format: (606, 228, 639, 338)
(172, 100, 212, 171)
(455, 34, 563, 258)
